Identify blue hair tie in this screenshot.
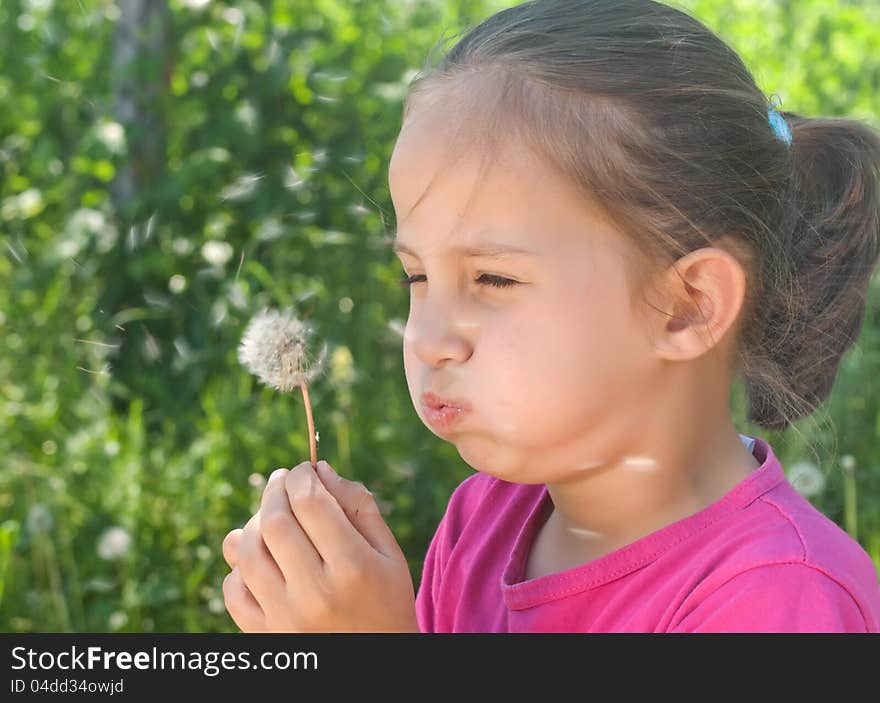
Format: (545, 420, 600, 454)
(767, 96, 792, 146)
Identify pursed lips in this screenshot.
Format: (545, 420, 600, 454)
(421, 391, 471, 411)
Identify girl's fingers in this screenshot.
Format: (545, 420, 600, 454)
(222, 567, 265, 632)
(283, 462, 373, 565)
(236, 512, 287, 613)
(222, 528, 242, 569)
(315, 461, 402, 560)
(259, 469, 323, 584)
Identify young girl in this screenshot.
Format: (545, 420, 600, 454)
(222, 0, 880, 632)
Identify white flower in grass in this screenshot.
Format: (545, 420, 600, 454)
(787, 461, 826, 498)
(97, 526, 132, 560)
(201, 240, 234, 267)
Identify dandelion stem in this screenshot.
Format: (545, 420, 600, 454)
(301, 383, 318, 469)
(843, 465, 858, 542)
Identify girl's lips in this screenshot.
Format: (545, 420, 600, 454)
(421, 391, 471, 412)
(420, 392, 471, 432)
(421, 403, 469, 432)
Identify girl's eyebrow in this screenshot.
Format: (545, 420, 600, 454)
(391, 237, 536, 259)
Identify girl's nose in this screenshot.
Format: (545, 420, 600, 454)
(407, 300, 474, 367)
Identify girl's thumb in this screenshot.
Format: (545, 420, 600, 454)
(315, 460, 399, 558)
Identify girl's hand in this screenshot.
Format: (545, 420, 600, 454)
(221, 460, 419, 633)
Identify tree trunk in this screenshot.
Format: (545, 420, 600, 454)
(111, 0, 170, 220)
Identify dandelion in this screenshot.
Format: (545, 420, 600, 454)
(95, 120, 126, 155)
(97, 526, 131, 561)
(108, 611, 128, 630)
(840, 455, 858, 541)
(338, 297, 354, 313)
(201, 240, 234, 267)
(237, 307, 328, 469)
(787, 461, 826, 498)
(168, 274, 187, 294)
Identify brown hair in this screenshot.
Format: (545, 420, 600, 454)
(399, 0, 880, 432)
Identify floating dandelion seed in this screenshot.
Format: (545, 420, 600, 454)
(238, 307, 328, 469)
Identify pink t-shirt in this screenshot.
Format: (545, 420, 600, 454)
(415, 435, 880, 632)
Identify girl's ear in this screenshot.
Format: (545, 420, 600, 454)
(651, 246, 747, 362)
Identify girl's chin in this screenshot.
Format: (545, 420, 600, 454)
(455, 437, 523, 476)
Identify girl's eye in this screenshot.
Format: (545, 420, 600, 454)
(396, 273, 518, 289)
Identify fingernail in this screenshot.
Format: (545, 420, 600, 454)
(269, 468, 287, 482)
(318, 460, 338, 478)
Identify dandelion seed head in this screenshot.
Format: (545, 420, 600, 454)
(108, 611, 128, 630)
(338, 296, 354, 313)
(172, 237, 194, 256)
(202, 240, 234, 267)
(97, 526, 131, 560)
(787, 461, 826, 498)
(238, 307, 327, 392)
(168, 274, 187, 294)
(95, 120, 126, 154)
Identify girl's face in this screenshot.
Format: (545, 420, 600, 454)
(389, 107, 662, 484)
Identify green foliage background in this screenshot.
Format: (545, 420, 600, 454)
(1, 0, 879, 632)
